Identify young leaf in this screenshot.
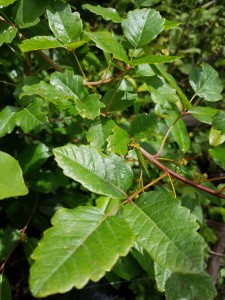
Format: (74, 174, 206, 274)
(189, 63, 223, 102)
(164, 110, 190, 153)
(165, 272, 217, 300)
(15, 0, 48, 28)
(212, 111, 225, 133)
(19, 36, 62, 52)
(87, 31, 128, 62)
(121, 8, 165, 48)
(0, 151, 28, 200)
(0, 23, 18, 47)
(131, 55, 180, 66)
(0, 0, 16, 7)
(0, 275, 11, 300)
(123, 191, 206, 273)
(0, 106, 19, 138)
(189, 106, 218, 125)
(129, 113, 157, 139)
(29, 206, 134, 297)
(15, 98, 48, 133)
(209, 127, 225, 147)
(83, 4, 122, 23)
(209, 147, 225, 170)
(53, 145, 133, 199)
(107, 126, 130, 155)
(47, 2, 82, 44)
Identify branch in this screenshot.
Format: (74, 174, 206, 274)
(139, 147, 225, 200)
(36, 50, 64, 72)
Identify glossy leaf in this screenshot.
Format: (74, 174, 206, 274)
(129, 113, 157, 139)
(131, 55, 180, 66)
(16, 98, 49, 133)
(19, 36, 62, 52)
(0, 0, 15, 7)
(107, 126, 130, 155)
(154, 263, 172, 292)
(189, 63, 223, 102)
(53, 145, 133, 199)
(0, 106, 19, 138)
(189, 106, 218, 125)
(0, 151, 28, 200)
(0, 275, 11, 300)
(83, 4, 122, 23)
(29, 206, 134, 297)
(165, 110, 190, 153)
(121, 8, 164, 48)
(165, 272, 217, 300)
(18, 143, 50, 174)
(87, 118, 116, 149)
(15, 0, 47, 28)
(87, 31, 128, 62)
(209, 127, 225, 147)
(123, 191, 206, 273)
(212, 111, 225, 133)
(209, 147, 225, 170)
(47, 2, 82, 44)
(0, 23, 18, 47)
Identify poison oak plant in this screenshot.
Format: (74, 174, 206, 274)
(0, 1, 224, 299)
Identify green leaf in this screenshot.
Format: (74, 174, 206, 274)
(102, 89, 137, 112)
(209, 127, 225, 147)
(53, 145, 133, 199)
(47, 2, 82, 44)
(212, 111, 225, 133)
(189, 106, 218, 125)
(121, 8, 164, 48)
(19, 36, 63, 52)
(165, 272, 217, 300)
(75, 94, 104, 120)
(87, 118, 116, 149)
(189, 63, 223, 102)
(123, 191, 206, 273)
(107, 126, 130, 155)
(0, 106, 19, 138)
(0, 0, 15, 7)
(129, 113, 157, 139)
(18, 143, 50, 175)
(0, 23, 18, 47)
(16, 98, 48, 133)
(87, 31, 128, 62)
(0, 227, 20, 262)
(15, 0, 48, 28)
(209, 147, 225, 170)
(29, 206, 134, 297)
(165, 110, 190, 153)
(164, 19, 181, 30)
(154, 263, 172, 292)
(83, 4, 122, 23)
(0, 275, 11, 300)
(131, 55, 180, 66)
(0, 151, 28, 200)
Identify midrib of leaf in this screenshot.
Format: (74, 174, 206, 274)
(23, 107, 44, 125)
(59, 151, 127, 198)
(34, 214, 107, 293)
(131, 202, 195, 265)
(196, 71, 211, 94)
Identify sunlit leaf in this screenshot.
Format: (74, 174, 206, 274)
(154, 263, 172, 292)
(29, 206, 134, 297)
(83, 4, 122, 23)
(19, 36, 63, 52)
(87, 31, 128, 62)
(107, 126, 130, 155)
(131, 55, 180, 66)
(122, 8, 164, 48)
(189, 106, 218, 125)
(0, 0, 16, 7)
(189, 63, 223, 102)
(75, 94, 104, 120)
(47, 2, 82, 44)
(123, 191, 206, 273)
(0, 151, 28, 200)
(53, 145, 133, 199)
(165, 272, 217, 300)
(209, 127, 225, 147)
